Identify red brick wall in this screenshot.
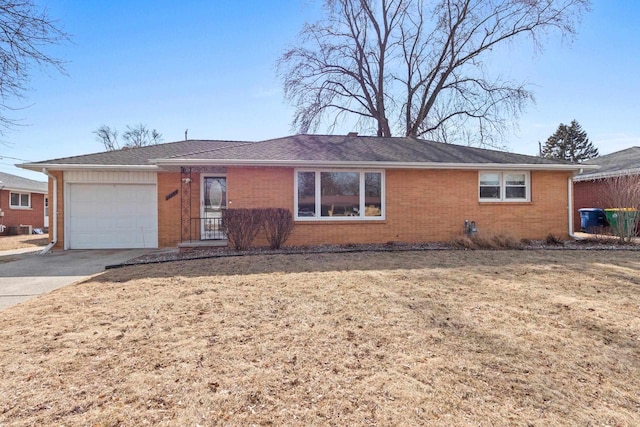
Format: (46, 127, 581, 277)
(573, 179, 609, 231)
(157, 172, 182, 247)
(48, 171, 64, 248)
(219, 167, 572, 246)
(0, 189, 46, 231)
(89, 167, 573, 249)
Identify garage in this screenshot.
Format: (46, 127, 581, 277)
(67, 183, 158, 249)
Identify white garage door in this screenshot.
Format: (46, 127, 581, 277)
(68, 184, 158, 249)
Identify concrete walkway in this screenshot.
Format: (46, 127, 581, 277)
(0, 248, 153, 311)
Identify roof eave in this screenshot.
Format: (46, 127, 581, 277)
(18, 163, 159, 172)
(0, 185, 47, 194)
(574, 168, 640, 182)
(152, 158, 597, 171)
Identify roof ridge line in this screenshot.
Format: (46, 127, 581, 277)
(167, 141, 254, 159)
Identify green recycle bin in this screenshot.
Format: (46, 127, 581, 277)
(605, 208, 639, 236)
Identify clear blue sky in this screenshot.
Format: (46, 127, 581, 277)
(1, 0, 639, 181)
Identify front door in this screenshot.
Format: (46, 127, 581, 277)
(201, 176, 226, 240)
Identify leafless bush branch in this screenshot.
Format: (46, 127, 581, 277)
(262, 208, 294, 249)
(603, 174, 640, 243)
(221, 209, 266, 251)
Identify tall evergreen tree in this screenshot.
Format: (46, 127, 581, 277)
(541, 120, 598, 162)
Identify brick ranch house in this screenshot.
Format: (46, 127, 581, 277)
(573, 146, 640, 231)
(18, 134, 595, 250)
(0, 171, 48, 235)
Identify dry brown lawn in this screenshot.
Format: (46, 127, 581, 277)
(0, 250, 639, 426)
(0, 234, 48, 251)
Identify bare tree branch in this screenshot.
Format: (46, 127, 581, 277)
(0, 0, 69, 136)
(94, 123, 163, 151)
(279, 0, 590, 146)
(604, 174, 640, 243)
(93, 125, 119, 151)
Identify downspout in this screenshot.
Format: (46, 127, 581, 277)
(40, 168, 57, 254)
(568, 176, 577, 239)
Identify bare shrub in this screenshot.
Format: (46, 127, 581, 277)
(450, 235, 478, 249)
(221, 209, 266, 250)
(451, 234, 521, 250)
(492, 234, 523, 249)
(471, 235, 498, 249)
(545, 234, 563, 245)
(603, 174, 640, 243)
(262, 208, 294, 249)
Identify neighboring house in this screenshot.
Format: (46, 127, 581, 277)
(19, 134, 594, 250)
(0, 171, 48, 234)
(573, 146, 640, 230)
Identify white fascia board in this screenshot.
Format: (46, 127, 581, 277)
(1, 186, 47, 194)
(18, 163, 159, 172)
(152, 158, 598, 172)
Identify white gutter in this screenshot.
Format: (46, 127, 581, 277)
(40, 168, 57, 255)
(573, 167, 640, 182)
(18, 163, 158, 172)
(568, 176, 577, 239)
(0, 186, 47, 194)
(151, 158, 601, 172)
(18, 160, 601, 173)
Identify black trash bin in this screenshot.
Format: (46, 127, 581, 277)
(579, 208, 607, 233)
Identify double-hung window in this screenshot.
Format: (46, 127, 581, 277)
(10, 192, 31, 209)
(479, 171, 530, 202)
(295, 170, 384, 220)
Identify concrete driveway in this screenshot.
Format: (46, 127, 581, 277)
(0, 248, 154, 311)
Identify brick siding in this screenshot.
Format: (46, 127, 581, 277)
(55, 168, 573, 249)
(573, 179, 610, 231)
(157, 172, 182, 247)
(48, 171, 64, 248)
(0, 189, 46, 231)
(160, 167, 570, 247)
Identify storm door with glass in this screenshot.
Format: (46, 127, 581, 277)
(201, 176, 227, 240)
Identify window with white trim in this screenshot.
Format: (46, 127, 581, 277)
(295, 170, 384, 220)
(479, 171, 530, 202)
(10, 192, 31, 208)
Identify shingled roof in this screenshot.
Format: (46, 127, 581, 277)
(574, 147, 640, 181)
(160, 134, 573, 165)
(20, 134, 591, 172)
(0, 171, 47, 193)
(22, 139, 251, 166)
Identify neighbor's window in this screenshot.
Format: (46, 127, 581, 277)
(10, 192, 31, 208)
(479, 172, 530, 202)
(295, 170, 384, 220)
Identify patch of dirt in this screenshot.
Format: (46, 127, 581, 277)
(0, 234, 49, 251)
(1, 250, 639, 425)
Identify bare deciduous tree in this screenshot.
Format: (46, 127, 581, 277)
(122, 123, 162, 148)
(93, 125, 119, 151)
(0, 0, 69, 133)
(603, 174, 640, 243)
(279, 0, 590, 146)
(93, 123, 162, 151)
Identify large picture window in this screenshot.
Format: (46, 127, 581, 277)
(479, 171, 530, 202)
(295, 170, 384, 220)
(10, 192, 31, 208)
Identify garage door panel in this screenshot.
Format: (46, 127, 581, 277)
(68, 183, 158, 249)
